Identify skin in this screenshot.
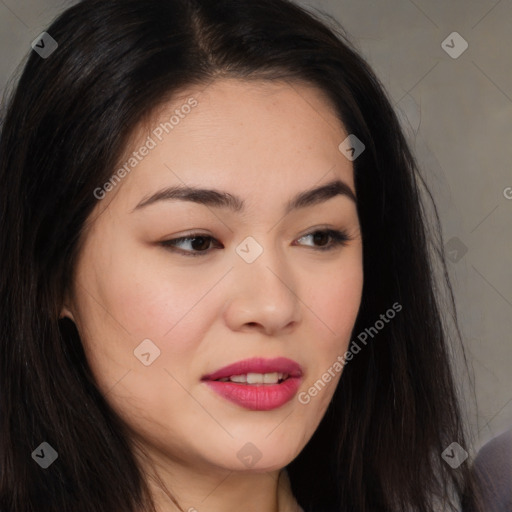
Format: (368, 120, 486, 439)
(61, 78, 364, 512)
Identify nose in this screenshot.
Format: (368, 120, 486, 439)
(222, 236, 302, 336)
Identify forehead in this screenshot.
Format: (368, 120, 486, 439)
(102, 78, 354, 214)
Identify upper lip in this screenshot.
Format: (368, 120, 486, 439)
(201, 357, 303, 381)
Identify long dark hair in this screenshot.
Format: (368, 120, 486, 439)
(0, 0, 482, 511)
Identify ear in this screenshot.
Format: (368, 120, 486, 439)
(59, 291, 75, 321)
(59, 305, 75, 321)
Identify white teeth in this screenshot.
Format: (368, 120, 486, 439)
(247, 372, 263, 384)
(217, 372, 288, 384)
(263, 372, 279, 384)
(230, 374, 247, 383)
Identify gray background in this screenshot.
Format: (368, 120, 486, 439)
(1, 0, 511, 455)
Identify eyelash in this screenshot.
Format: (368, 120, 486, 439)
(159, 228, 352, 257)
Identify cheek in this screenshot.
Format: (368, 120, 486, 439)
(74, 250, 219, 395)
(305, 255, 363, 351)
(95, 249, 216, 343)
(297, 253, 363, 411)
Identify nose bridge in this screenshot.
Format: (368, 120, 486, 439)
(235, 234, 290, 291)
(224, 232, 301, 332)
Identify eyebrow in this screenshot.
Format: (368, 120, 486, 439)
(130, 178, 356, 215)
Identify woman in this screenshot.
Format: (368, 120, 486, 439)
(0, 0, 483, 511)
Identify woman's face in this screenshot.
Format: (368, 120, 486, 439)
(63, 78, 363, 475)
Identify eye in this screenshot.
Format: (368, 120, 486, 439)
(160, 234, 221, 256)
(159, 229, 352, 257)
(294, 229, 351, 251)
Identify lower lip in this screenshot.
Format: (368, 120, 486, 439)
(203, 377, 302, 411)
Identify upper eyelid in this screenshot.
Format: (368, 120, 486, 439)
(162, 226, 349, 242)
(164, 221, 353, 238)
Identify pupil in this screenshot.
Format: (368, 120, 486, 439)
(313, 232, 328, 246)
(192, 236, 210, 251)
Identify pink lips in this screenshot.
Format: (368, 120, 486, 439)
(201, 357, 303, 411)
